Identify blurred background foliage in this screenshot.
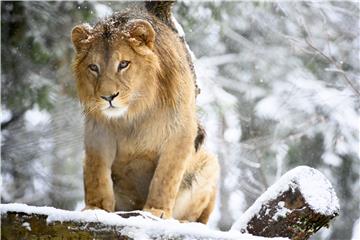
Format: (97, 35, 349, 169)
(1, 2, 359, 239)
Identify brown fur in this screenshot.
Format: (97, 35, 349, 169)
(71, 8, 219, 223)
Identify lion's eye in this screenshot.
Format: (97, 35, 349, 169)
(88, 64, 99, 73)
(118, 61, 130, 71)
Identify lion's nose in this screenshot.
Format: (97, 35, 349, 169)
(101, 92, 119, 102)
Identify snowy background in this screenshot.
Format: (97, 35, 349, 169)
(1, 2, 359, 240)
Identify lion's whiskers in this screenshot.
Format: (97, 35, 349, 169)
(83, 103, 99, 116)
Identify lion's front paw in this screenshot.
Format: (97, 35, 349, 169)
(82, 205, 102, 211)
(83, 195, 115, 212)
(143, 207, 172, 219)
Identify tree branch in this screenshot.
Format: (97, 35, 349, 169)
(304, 37, 360, 96)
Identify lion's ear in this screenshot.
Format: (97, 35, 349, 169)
(71, 24, 92, 52)
(127, 19, 155, 54)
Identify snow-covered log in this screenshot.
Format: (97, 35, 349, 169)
(231, 166, 340, 240)
(0, 203, 286, 240)
(0, 167, 339, 239)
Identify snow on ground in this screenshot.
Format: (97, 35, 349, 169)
(1, 203, 288, 240)
(231, 166, 340, 231)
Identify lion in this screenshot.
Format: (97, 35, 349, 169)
(71, 7, 219, 223)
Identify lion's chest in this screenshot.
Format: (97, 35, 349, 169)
(111, 142, 159, 211)
(108, 115, 174, 211)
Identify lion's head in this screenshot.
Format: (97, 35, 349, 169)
(71, 11, 178, 120)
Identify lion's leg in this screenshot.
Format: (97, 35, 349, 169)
(83, 153, 115, 212)
(143, 138, 194, 219)
(173, 150, 219, 223)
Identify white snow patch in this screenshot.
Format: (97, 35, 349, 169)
(255, 96, 283, 121)
(1, 203, 288, 240)
(352, 218, 360, 240)
(82, 23, 93, 32)
(224, 128, 241, 143)
(1, 107, 12, 124)
(120, 226, 150, 240)
(171, 15, 196, 64)
(94, 3, 113, 18)
(171, 15, 185, 37)
(322, 152, 342, 167)
(272, 201, 292, 221)
(74, 201, 85, 211)
(21, 222, 31, 231)
(231, 166, 340, 231)
(228, 190, 247, 222)
(24, 105, 50, 130)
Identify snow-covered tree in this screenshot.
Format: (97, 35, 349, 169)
(175, 2, 359, 239)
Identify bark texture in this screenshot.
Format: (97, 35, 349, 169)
(1, 211, 126, 240)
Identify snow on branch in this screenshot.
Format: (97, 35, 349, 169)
(231, 166, 340, 240)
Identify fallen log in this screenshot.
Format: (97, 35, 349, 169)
(0, 204, 285, 240)
(1, 166, 339, 240)
(231, 166, 340, 240)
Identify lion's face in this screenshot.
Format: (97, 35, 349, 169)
(71, 20, 159, 119)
